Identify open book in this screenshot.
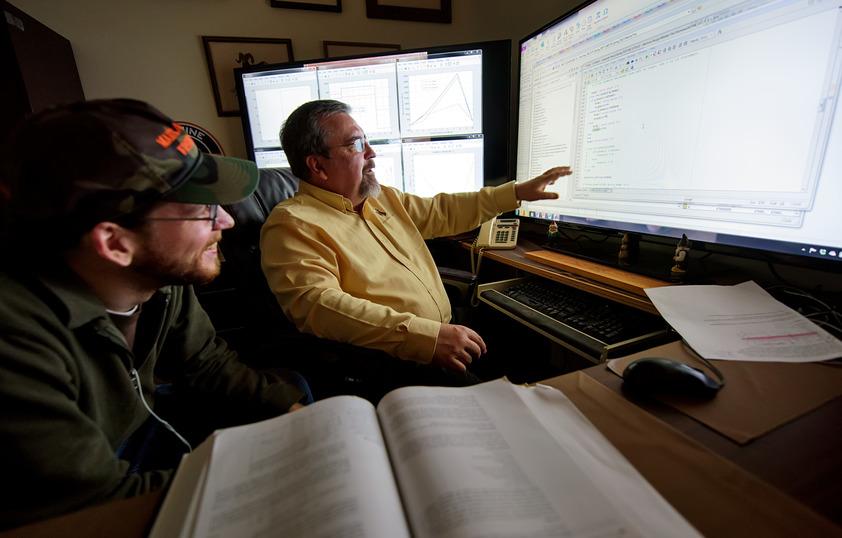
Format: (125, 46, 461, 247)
(149, 379, 701, 538)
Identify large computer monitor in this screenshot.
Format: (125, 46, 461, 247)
(236, 40, 511, 196)
(515, 0, 842, 273)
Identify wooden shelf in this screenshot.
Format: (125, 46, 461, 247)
(524, 250, 672, 297)
(461, 240, 670, 316)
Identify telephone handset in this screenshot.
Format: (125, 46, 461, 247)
(476, 217, 519, 249)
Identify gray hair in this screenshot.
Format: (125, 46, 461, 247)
(280, 100, 351, 181)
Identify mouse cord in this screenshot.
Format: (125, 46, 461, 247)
(680, 340, 726, 388)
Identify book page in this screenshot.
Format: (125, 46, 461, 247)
(516, 382, 704, 537)
(185, 395, 411, 538)
(377, 379, 701, 538)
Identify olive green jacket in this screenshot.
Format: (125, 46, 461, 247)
(0, 267, 305, 529)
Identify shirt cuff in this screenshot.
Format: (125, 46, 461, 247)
(398, 316, 440, 364)
(495, 181, 521, 210)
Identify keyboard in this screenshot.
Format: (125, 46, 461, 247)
(479, 278, 670, 360)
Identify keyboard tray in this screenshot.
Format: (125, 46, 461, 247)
(479, 277, 674, 363)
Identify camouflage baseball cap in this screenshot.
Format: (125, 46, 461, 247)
(0, 98, 258, 227)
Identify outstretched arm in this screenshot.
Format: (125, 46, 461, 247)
(514, 166, 572, 202)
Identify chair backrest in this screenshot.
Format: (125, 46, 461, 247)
(219, 167, 396, 402)
(222, 166, 299, 263)
(220, 167, 299, 334)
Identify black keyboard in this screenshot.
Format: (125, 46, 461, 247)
(480, 279, 670, 359)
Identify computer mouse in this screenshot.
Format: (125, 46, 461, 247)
(622, 357, 722, 398)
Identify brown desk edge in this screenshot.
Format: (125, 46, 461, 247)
(525, 249, 672, 296)
(461, 240, 666, 314)
(0, 489, 163, 538)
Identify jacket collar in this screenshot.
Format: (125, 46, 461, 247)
(35, 268, 111, 331)
(35, 268, 171, 335)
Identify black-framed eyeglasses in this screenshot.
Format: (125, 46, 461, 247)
(331, 136, 368, 153)
(145, 204, 218, 228)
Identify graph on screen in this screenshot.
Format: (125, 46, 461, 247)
(406, 72, 475, 132)
(403, 138, 483, 196)
(399, 54, 482, 137)
(326, 79, 395, 136)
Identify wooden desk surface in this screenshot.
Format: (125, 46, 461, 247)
(0, 489, 163, 538)
(544, 368, 842, 537)
(580, 363, 842, 529)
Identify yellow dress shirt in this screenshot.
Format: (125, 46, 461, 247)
(260, 180, 519, 364)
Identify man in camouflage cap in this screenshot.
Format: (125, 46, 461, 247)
(0, 99, 311, 529)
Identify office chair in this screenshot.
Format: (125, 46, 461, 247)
(218, 167, 478, 403)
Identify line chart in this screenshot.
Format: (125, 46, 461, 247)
(406, 71, 476, 132)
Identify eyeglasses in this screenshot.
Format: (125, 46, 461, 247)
(145, 204, 218, 228)
(331, 136, 368, 153)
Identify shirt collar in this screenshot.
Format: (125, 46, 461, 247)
(297, 180, 358, 213)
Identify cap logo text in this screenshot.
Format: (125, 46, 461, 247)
(176, 136, 195, 156)
(156, 122, 196, 156)
(156, 123, 183, 148)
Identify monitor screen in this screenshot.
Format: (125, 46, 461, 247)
(236, 40, 511, 195)
(515, 0, 842, 269)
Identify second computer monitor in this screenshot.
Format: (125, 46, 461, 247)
(236, 40, 511, 196)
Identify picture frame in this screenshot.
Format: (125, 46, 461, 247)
(201, 36, 294, 116)
(323, 40, 401, 58)
(270, 0, 341, 12)
(365, 0, 451, 23)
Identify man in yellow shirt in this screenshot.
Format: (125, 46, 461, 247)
(261, 100, 570, 381)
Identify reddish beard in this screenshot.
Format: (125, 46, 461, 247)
(130, 235, 222, 287)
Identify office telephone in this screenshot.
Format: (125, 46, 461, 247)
(476, 217, 519, 249)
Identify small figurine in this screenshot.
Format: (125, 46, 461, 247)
(671, 234, 690, 274)
(618, 232, 639, 266)
(547, 221, 560, 247)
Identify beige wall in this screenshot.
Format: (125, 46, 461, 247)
(10, 0, 574, 159)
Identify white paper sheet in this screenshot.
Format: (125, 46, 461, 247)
(645, 280, 842, 362)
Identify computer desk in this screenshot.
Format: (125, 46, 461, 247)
(467, 235, 842, 534)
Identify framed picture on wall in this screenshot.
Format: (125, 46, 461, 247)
(202, 36, 294, 116)
(365, 0, 451, 23)
(270, 0, 341, 12)
(323, 40, 401, 58)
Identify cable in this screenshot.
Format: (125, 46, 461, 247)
(129, 368, 192, 453)
(680, 340, 726, 388)
(764, 285, 842, 337)
(470, 237, 485, 307)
